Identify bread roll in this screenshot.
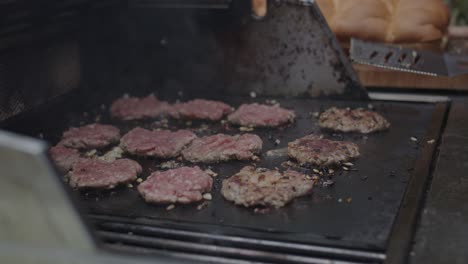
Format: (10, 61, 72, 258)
(316, 0, 450, 43)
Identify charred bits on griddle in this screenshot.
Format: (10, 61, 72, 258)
(322, 179, 335, 188)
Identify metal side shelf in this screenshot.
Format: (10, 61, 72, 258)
(410, 99, 468, 264)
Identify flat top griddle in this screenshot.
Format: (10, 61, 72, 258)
(12, 94, 436, 253)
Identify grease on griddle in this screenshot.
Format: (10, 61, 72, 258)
(322, 179, 335, 187)
(239, 126, 254, 132)
(281, 160, 300, 169)
(254, 207, 272, 214)
(204, 168, 218, 177)
(266, 148, 288, 158)
(310, 111, 320, 118)
(158, 160, 182, 170)
(264, 99, 280, 107)
(85, 149, 97, 158)
(203, 193, 212, 201)
(197, 201, 209, 210)
(99, 146, 124, 162)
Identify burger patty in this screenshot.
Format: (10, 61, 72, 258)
(221, 166, 314, 208)
(182, 133, 262, 163)
(319, 107, 391, 134)
(138, 166, 213, 204)
(60, 123, 120, 150)
(69, 158, 142, 189)
(288, 134, 360, 166)
(171, 99, 233, 121)
(227, 103, 295, 127)
(49, 145, 81, 173)
(120, 127, 197, 158)
(110, 94, 173, 120)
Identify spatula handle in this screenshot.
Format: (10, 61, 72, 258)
(251, 0, 267, 19)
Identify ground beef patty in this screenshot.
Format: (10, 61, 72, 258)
(49, 145, 81, 173)
(69, 158, 142, 189)
(120, 127, 196, 158)
(288, 135, 359, 166)
(288, 134, 359, 166)
(227, 103, 295, 127)
(110, 94, 173, 120)
(138, 166, 213, 204)
(182, 133, 262, 163)
(60, 124, 120, 150)
(171, 99, 233, 121)
(221, 166, 313, 208)
(319, 107, 390, 134)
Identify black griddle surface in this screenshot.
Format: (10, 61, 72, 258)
(6, 95, 436, 251)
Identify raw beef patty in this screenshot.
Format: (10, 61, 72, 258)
(138, 166, 213, 204)
(288, 134, 359, 166)
(69, 158, 142, 189)
(227, 103, 295, 127)
(120, 127, 196, 158)
(110, 94, 173, 120)
(60, 123, 120, 150)
(171, 99, 232, 121)
(182, 133, 262, 163)
(221, 166, 314, 208)
(319, 107, 390, 134)
(49, 145, 81, 173)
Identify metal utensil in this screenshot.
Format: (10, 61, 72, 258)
(350, 38, 468, 77)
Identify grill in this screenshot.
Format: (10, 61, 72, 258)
(2, 94, 447, 263)
(0, 1, 453, 263)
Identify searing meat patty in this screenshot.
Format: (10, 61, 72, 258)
(120, 127, 196, 158)
(182, 133, 262, 163)
(138, 166, 213, 204)
(110, 94, 173, 120)
(49, 145, 81, 173)
(288, 134, 359, 166)
(60, 124, 120, 150)
(227, 103, 295, 127)
(221, 166, 314, 208)
(319, 107, 390, 134)
(69, 158, 142, 189)
(171, 99, 233, 121)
